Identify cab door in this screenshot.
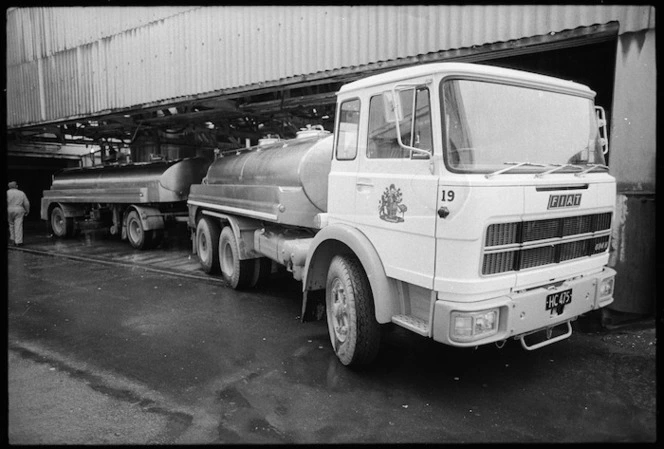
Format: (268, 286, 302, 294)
(353, 85, 439, 289)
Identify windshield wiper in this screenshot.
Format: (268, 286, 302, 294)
(485, 161, 548, 179)
(534, 163, 583, 178)
(574, 164, 610, 177)
(535, 163, 610, 178)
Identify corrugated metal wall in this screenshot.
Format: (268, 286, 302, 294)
(607, 29, 657, 316)
(6, 5, 655, 128)
(5, 7, 196, 62)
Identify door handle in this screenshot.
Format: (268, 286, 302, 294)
(356, 179, 374, 187)
(356, 179, 374, 193)
(437, 206, 450, 218)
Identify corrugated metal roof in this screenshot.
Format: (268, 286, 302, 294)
(6, 5, 655, 128)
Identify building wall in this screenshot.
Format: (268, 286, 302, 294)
(608, 29, 657, 314)
(6, 5, 654, 129)
(609, 29, 657, 193)
(5, 6, 195, 62)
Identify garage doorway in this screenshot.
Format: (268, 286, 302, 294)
(7, 156, 80, 223)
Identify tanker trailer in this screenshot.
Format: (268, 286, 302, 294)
(41, 157, 210, 249)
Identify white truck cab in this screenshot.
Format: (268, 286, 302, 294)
(189, 62, 616, 366)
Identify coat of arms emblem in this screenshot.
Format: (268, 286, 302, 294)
(379, 184, 408, 222)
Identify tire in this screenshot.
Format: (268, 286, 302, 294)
(126, 210, 152, 250)
(325, 255, 381, 366)
(219, 226, 257, 289)
(196, 216, 221, 274)
(50, 205, 75, 238)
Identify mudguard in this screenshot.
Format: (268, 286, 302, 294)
(125, 205, 165, 231)
(302, 223, 400, 324)
(42, 201, 86, 220)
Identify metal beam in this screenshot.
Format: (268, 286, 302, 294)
(8, 151, 83, 160)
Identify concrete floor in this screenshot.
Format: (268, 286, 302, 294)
(7, 221, 658, 443)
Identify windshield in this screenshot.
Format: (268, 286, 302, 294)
(441, 79, 606, 174)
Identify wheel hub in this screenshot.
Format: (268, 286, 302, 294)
(52, 215, 63, 232)
(199, 233, 208, 256)
(331, 281, 349, 343)
(129, 220, 142, 242)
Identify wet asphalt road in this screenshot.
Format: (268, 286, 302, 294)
(7, 223, 658, 443)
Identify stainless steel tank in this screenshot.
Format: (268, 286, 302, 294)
(48, 157, 210, 203)
(205, 133, 333, 212)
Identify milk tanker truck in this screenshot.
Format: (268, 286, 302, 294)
(189, 62, 617, 366)
(41, 157, 210, 249)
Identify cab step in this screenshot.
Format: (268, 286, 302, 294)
(391, 314, 429, 336)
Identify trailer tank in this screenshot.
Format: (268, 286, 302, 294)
(43, 157, 210, 208)
(189, 130, 333, 228)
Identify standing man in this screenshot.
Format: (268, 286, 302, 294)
(7, 181, 30, 247)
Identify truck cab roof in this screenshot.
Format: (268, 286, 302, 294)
(338, 62, 595, 99)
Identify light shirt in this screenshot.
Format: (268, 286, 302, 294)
(7, 188, 30, 214)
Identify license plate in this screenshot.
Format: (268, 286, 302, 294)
(545, 288, 572, 315)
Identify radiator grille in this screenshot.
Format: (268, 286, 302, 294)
(482, 251, 517, 275)
(482, 212, 612, 275)
(485, 222, 519, 247)
(522, 219, 559, 243)
(559, 239, 589, 262)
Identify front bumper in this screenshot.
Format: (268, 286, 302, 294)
(432, 267, 616, 348)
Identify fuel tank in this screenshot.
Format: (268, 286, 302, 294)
(190, 132, 333, 228)
(45, 157, 210, 204)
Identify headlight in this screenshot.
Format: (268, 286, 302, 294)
(599, 277, 615, 298)
(450, 309, 499, 342)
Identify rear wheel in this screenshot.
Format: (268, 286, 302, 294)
(326, 255, 381, 366)
(126, 210, 153, 250)
(196, 216, 221, 273)
(219, 226, 258, 289)
(50, 205, 75, 238)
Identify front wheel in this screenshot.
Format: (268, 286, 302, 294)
(325, 255, 381, 366)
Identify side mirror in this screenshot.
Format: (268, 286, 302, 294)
(595, 106, 609, 155)
(383, 87, 432, 162)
